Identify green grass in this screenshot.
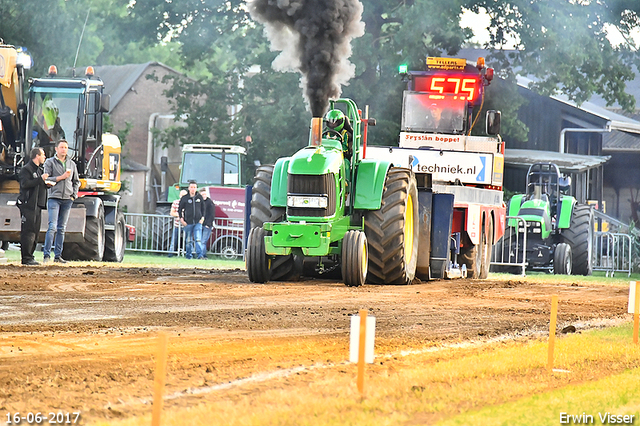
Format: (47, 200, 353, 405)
(1, 246, 244, 270)
(94, 323, 640, 426)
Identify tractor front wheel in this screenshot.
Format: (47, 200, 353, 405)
(249, 165, 300, 281)
(247, 227, 270, 283)
(553, 243, 572, 275)
(342, 230, 368, 287)
(63, 200, 105, 261)
(365, 168, 419, 284)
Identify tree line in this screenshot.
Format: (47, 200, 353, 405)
(2, 0, 639, 166)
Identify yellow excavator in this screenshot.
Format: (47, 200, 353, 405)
(0, 42, 127, 261)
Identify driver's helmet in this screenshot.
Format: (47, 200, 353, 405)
(326, 109, 346, 132)
(558, 175, 571, 193)
(42, 96, 59, 128)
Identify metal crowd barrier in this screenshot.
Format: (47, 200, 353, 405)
(124, 213, 244, 259)
(490, 216, 528, 276)
(592, 232, 633, 277)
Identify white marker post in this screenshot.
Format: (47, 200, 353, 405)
(350, 310, 376, 394)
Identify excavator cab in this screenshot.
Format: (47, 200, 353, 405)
(25, 66, 119, 188)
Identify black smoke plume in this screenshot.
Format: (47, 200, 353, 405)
(247, 0, 364, 117)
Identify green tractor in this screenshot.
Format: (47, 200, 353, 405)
(503, 162, 594, 275)
(246, 98, 419, 286)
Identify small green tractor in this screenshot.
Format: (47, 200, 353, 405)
(503, 162, 594, 275)
(246, 98, 419, 286)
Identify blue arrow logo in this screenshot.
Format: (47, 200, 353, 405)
(476, 156, 486, 182)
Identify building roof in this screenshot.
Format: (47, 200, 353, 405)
(122, 157, 150, 172)
(93, 62, 183, 109)
(505, 149, 610, 173)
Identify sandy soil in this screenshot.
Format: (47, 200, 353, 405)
(0, 265, 630, 424)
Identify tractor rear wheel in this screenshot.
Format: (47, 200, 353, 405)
(249, 165, 299, 281)
(461, 217, 492, 279)
(364, 168, 419, 284)
(104, 210, 126, 262)
(247, 227, 270, 283)
(479, 217, 494, 279)
(342, 230, 368, 287)
(560, 204, 593, 275)
(553, 243, 572, 275)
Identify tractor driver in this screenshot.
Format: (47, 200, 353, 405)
(33, 95, 65, 146)
(325, 109, 353, 158)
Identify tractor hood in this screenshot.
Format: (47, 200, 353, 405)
(288, 141, 344, 176)
(515, 198, 551, 221)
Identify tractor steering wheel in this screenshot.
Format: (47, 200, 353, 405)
(322, 129, 343, 140)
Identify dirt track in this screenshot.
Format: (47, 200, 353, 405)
(0, 265, 630, 424)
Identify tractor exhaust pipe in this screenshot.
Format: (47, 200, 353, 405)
(310, 117, 322, 146)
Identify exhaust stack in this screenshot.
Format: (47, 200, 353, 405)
(310, 117, 322, 146)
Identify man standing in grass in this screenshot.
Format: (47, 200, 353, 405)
(199, 187, 215, 259)
(17, 148, 50, 265)
(178, 181, 204, 260)
(168, 189, 187, 257)
(43, 139, 79, 264)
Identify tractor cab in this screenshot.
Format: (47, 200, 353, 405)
(525, 163, 572, 218)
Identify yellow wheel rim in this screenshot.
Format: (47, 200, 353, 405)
(404, 193, 414, 263)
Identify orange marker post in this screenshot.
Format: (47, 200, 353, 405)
(151, 332, 168, 426)
(357, 309, 368, 394)
(547, 295, 559, 373)
(634, 282, 640, 345)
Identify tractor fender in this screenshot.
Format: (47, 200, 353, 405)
(73, 196, 103, 218)
(507, 194, 525, 227)
(557, 195, 576, 229)
(270, 157, 291, 208)
(100, 194, 121, 230)
(353, 160, 392, 210)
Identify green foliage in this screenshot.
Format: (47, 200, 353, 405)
(467, 0, 639, 112)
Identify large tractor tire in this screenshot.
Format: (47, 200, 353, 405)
(341, 230, 368, 287)
(248, 165, 299, 281)
(62, 201, 105, 261)
(152, 205, 173, 252)
(479, 217, 494, 279)
(553, 243, 572, 275)
(560, 204, 594, 276)
(364, 168, 419, 284)
(461, 216, 492, 279)
(247, 227, 270, 283)
(104, 210, 126, 262)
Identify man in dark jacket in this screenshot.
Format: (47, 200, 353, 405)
(178, 180, 204, 259)
(199, 187, 216, 259)
(18, 148, 49, 265)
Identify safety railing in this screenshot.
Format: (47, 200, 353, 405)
(490, 216, 528, 276)
(592, 232, 633, 277)
(125, 213, 181, 254)
(124, 213, 244, 259)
